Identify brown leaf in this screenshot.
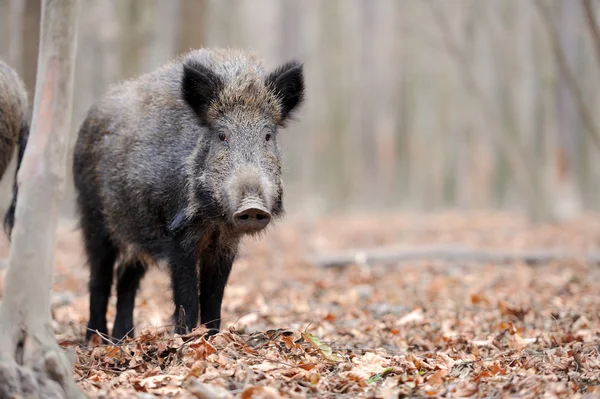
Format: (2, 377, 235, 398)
(189, 337, 217, 360)
(469, 293, 489, 305)
(186, 361, 206, 378)
(435, 353, 455, 370)
(104, 345, 120, 359)
(297, 362, 317, 370)
(498, 300, 529, 321)
(308, 373, 320, 385)
(489, 363, 506, 376)
(138, 374, 183, 389)
(281, 335, 295, 350)
(454, 382, 479, 396)
(241, 386, 282, 399)
(427, 369, 448, 385)
(507, 334, 535, 351)
(405, 353, 422, 370)
(323, 313, 336, 322)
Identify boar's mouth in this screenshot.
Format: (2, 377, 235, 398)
(232, 196, 272, 233)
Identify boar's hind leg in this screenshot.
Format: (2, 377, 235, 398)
(81, 213, 118, 343)
(168, 243, 199, 335)
(199, 250, 235, 336)
(112, 261, 147, 341)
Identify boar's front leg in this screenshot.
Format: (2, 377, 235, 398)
(169, 242, 200, 335)
(112, 261, 147, 341)
(199, 250, 235, 336)
(81, 205, 118, 343)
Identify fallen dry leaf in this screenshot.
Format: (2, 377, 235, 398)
(507, 333, 536, 351)
(428, 369, 448, 385)
(19, 212, 600, 398)
(397, 308, 424, 326)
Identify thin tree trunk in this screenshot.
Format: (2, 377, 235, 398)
(119, 0, 154, 79)
(582, 0, 600, 69)
(359, 0, 377, 207)
(0, 0, 82, 397)
(427, 0, 536, 213)
(536, 0, 600, 151)
(536, 0, 586, 219)
(8, 0, 26, 72)
(178, 0, 207, 55)
(373, 0, 398, 208)
(0, 2, 6, 58)
(144, 0, 182, 71)
(62, 0, 121, 220)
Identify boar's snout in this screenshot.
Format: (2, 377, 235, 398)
(227, 166, 275, 233)
(233, 197, 272, 232)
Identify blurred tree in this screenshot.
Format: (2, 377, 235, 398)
(143, 0, 182, 72)
(7, 0, 26, 72)
(536, 0, 599, 219)
(5, 0, 600, 221)
(178, 0, 207, 54)
(583, 0, 600, 69)
(0, 0, 82, 397)
(554, 0, 584, 219)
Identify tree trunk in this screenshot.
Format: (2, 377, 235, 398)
(177, 0, 207, 55)
(553, 0, 583, 220)
(0, 0, 82, 397)
(143, 0, 182, 72)
(8, 0, 27, 72)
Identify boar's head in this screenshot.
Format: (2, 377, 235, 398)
(181, 50, 304, 235)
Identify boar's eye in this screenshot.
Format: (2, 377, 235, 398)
(218, 132, 227, 143)
(265, 133, 272, 141)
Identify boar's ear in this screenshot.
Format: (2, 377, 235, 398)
(182, 60, 224, 124)
(266, 60, 305, 123)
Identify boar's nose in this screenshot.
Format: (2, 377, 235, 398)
(233, 199, 272, 232)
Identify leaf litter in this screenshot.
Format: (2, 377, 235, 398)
(0, 211, 599, 398)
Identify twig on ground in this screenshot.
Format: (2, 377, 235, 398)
(307, 245, 600, 268)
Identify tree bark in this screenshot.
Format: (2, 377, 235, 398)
(0, 0, 82, 397)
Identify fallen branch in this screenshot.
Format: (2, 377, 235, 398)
(306, 245, 600, 269)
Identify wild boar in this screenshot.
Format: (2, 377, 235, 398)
(73, 48, 304, 342)
(0, 60, 30, 238)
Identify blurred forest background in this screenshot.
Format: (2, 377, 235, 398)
(1, 0, 600, 224)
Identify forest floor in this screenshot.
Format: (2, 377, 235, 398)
(0, 211, 599, 398)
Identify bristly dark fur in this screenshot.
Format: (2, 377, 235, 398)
(266, 60, 305, 124)
(0, 60, 30, 239)
(182, 60, 224, 125)
(73, 48, 304, 344)
(4, 121, 30, 237)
